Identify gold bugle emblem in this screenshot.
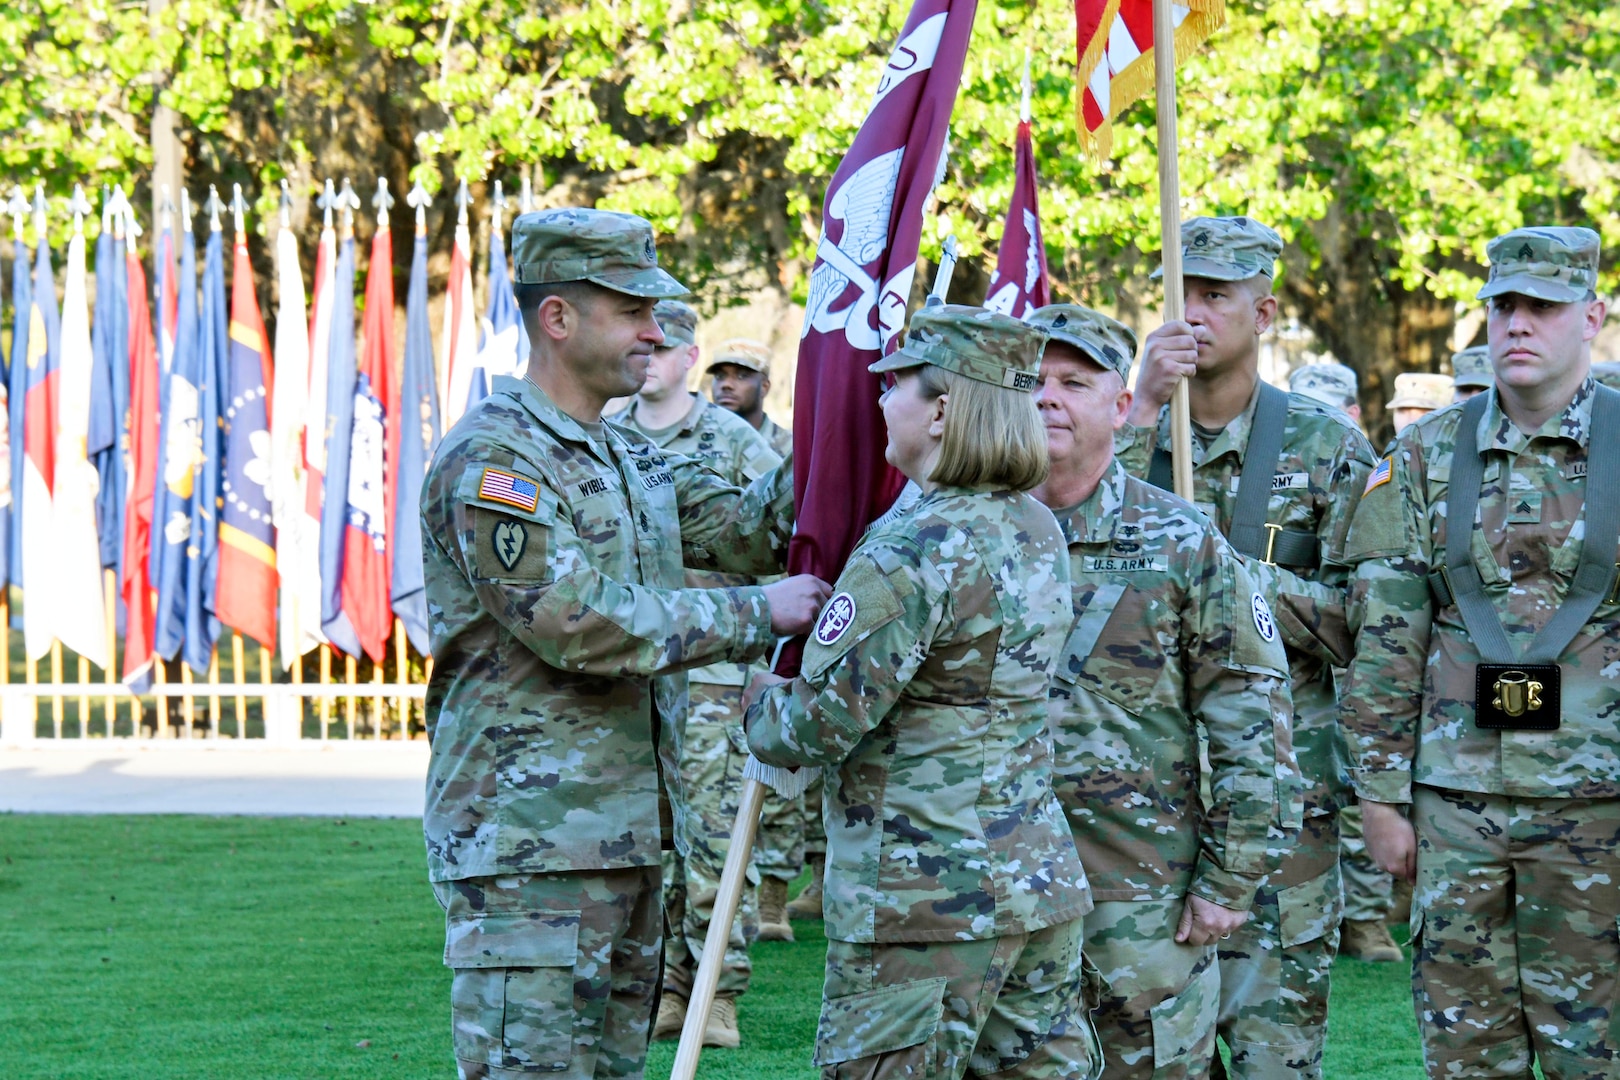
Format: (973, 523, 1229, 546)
(1491, 671, 1544, 718)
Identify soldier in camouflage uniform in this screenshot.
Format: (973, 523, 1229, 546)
(709, 338, 793, 458)
(1029, 303, 1300, 1079)
(1388, 373, 1454, 435)
(746, 306, 1099, 1080)
(607, 299, 788, 1046)
(1343, 226, 1620, 1080)
(1288, 362, 1361, 426)
(1451, 345, 1493, 402)
(1286, 361, 1405, 962)
(420, 208, 831, 1080)
(1120, 217, 1378, 1078)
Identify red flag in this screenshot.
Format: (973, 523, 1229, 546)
(985, 112, 1051, 318)
(121, 248, 158, 685)
(1075, 0, 1225, 157)
(215, 232, 278, 649)
(784, 0, 976, 671)
(340, 225, 395, 662)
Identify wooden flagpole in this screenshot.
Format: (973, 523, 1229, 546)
(1153, 0, 1195, 502)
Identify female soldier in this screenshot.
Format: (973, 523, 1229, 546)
(745, 305, 1099, 1080)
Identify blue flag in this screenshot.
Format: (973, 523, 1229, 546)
(465, 228, 528, 413)
(151, 225, 201, 668)
(180, 225, 228, 674)
(316, 230, 361, 658)
(89, 213, 131, 584)
(5, 236, 28, 594)
(391, 228, 440, 654)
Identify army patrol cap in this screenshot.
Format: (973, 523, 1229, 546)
(1387, 372, 1453, 411)
(1024, 303, 1137, 382)
(707, 338, 773, 375)
(1476, 226, 1600, 303)
(1152, 216, 1284, 282)
(1289, 362, 1359, 409)
(653, 300, 697, 347)
(1450, 345, 1493, 390)
(510, 208, 687, 298)
(869, 304, 1047, 391)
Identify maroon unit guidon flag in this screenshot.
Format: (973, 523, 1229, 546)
(1075, 0, 1225, 157)
(985, 98, 1051, 318)
(784, 0, 977, 672)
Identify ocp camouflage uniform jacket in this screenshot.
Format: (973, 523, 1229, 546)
(747, 486, 1090, 943)
(607, 394, 782, 688)
(1339, 378, 1620, 804)
(1048, 460, 1300, 913)
(421, 375, 793, 883)
(1117, 384, 1377, 817)
(759, 414, 794, 460)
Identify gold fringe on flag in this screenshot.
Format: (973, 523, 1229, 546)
(1075, 0, 1226, 159)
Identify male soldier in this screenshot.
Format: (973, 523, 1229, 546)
(1030, 302, 1299, 1079)
(708, 338, 793, 458)
(1345, 226, 1619, 1079)
(1289, 362, 1361, 425)
(1451, 345, 1492, 402)
(1120, 216, 1378, 1078)
(1387, 372, 1454, 434)
(608, 299, 789, 1047)
(419, 207, 830, 1080)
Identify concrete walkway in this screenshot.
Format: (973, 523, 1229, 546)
(0, 741, 428, 817)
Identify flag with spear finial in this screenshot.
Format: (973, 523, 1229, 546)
(122, 194, 160, 688)
(21, 187, 62, 662)
(3, 187, 27, 596)
(440, 180, 478, 429)
(392, 179, 440, 655)
(986, 50, 1051, 319)
(215, 184, 278, 650)
(317, 178, 365, 658)
(471, 180, 528, 401)
(271, 179, 321, 667)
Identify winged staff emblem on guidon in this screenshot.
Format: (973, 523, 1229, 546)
(801, 10, 948, 352)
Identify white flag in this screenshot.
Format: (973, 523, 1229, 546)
(440, 222, 479, 428)
(50, 228, 109, 667)
(270, 219, 321, 667)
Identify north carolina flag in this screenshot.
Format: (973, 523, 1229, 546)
(270, 209, 320, 667)
(20, 217, 62, 662)
(316, 228, 362, 658)
(985, 75, 1051, 319)
(52, 218, 110, 668)
(215, 228, 277, 650)
(121, 238, 159, 688)
(337, 220, 396, 663)
(1075, 0, 1225, 158)
(390, 223, 439, 655)
(439, 218, 478, 429)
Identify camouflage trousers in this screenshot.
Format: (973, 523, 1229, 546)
(817, 918, 1103, 1080)
(802, 771, 826, 857)
(1215, 810, 1341, 1080)
(1084, 899, 1220, 1079)
(1410, 785, 1620, 1080)
(433, 867, 662, 1080)
(1339, 804, 1394, 922)
(665, 681, 757, 999)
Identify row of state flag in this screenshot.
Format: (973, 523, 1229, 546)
(0, 178, 529, 689)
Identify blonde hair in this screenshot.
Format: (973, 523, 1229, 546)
(916, 365, 1049, 491)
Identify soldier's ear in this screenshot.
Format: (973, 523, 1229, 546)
(1252, 291, 1278, 337)
(1583, 297, 1608, 342)
(533, 294, 575, 341)
(928, 393, 949, 438)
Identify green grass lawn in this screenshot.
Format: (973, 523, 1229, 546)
(0, 815, 1424, 1079)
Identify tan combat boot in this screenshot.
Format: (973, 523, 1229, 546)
(704, 995, 741, 1049)
(757, 877, 795, 942)
(1341, 918, 1403, 963)
(653, 991, 687, 1041)
(785, 854, 824, 921)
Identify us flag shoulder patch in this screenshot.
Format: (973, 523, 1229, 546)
(478, 468, 541, 513)
(1364, 457, 1393, 495)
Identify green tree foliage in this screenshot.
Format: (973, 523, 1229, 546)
(0, 0, 1615, 425)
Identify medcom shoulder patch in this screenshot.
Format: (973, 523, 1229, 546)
(1251, 592, 1277, 643)
(814, 593, 857, 646)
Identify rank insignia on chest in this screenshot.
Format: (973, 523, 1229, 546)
(478, 468, 541, 513)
